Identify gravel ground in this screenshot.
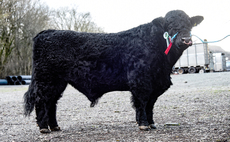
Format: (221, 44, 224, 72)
(0, 72, 230, 142)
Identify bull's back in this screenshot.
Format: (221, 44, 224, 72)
(32, 30, 128, 85)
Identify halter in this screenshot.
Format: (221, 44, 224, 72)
(163, 32, 178, 55)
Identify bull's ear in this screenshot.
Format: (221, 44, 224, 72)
(190, 16, 204, 27)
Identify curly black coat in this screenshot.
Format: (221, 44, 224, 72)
(24, 10, 203, 133)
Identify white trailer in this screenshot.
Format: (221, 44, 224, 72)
(173, 43, 210, 74)
(173, 42, 227, 74)
(212, 53, 226, 71)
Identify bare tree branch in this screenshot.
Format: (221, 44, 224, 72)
(51, 6, 104, 33)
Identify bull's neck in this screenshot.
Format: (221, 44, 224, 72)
(165, 45, 184, 69)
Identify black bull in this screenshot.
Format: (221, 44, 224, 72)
(24, 10, 203, 133)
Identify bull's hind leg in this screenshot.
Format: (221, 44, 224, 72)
(35, 99, 50, 133)
(48, 100, 60, 132)
(35, 82, 67, 133)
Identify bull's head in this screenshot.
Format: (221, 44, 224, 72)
(164, 10, 204, 50)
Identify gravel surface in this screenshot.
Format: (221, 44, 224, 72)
(0, 72, 230, 142)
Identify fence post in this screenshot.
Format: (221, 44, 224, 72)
(209, 51, 214, 72)
(203, 39, 213, 72)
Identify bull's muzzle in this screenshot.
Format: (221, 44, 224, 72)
(181, 37, 192, 46)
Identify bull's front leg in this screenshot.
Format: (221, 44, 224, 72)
(145, 97, 157, 129)
(131, 95, 150, 131)
(146, 92, 164, 129)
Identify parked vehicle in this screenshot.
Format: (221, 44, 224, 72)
(173, 42, 226, 74)
(212, 53, 226, 72)
(173, 43, 210, 74)
(226, 60, 230, 71)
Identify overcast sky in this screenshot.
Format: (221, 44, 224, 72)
(42, 0, 230, 51)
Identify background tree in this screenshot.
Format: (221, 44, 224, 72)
(0, 0, 103, 78)
(0, 0, 18, 78)
(4, 0, 51, 77)
(51, 6, 104, 33)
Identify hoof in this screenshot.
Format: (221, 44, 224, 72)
(40, 128, 51, 133)
(139, 126, 150, 131)
(149, 124, 157, 129)
(51, 126, 61, 131)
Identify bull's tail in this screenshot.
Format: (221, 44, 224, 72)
(23, 79, 36, 116)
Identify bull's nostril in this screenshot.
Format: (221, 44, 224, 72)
(182, 37, 191, 43)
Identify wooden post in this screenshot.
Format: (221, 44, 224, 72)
(203, 39, 213, 72)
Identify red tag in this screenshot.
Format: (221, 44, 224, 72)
(164, 42, 173, 55)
